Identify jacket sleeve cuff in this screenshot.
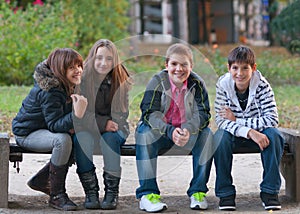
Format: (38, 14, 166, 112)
(237, 126, 251, 139)
(236, 118, 245, 126)
(166, 125, 175, 141)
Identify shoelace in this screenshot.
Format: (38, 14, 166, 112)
(192, 192, 206, 202)
(146, 193, 161, 204)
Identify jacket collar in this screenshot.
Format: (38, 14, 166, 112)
(218, 70, 262, 106)
(33, 60, 60, 91)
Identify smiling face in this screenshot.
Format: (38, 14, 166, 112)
(165, 53, 192, 88)
(66, 63, 83, 85)
(227, 46, 257, 92)
(94, 46, 114, 75)
(228, 62, 256, 92)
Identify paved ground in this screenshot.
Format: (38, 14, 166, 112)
(1, 153, 300, 213)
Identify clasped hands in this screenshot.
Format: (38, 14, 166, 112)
(172, 127, 190, 147)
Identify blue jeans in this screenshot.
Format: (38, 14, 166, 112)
(73, 131, 126, 175)
(213, 128, 285, 198)
(135, 123, 213, 199)
(15, 129, 72, 166)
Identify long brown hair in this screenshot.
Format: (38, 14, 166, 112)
(47, 48, 83, 97)
(82, 39, 132, 112)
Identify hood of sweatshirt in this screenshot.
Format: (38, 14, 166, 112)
(33, 60, 60, 91)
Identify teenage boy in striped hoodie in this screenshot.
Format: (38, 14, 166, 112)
(213, 45, 285, 211)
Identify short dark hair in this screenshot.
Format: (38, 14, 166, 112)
(228, 46, 256, 68)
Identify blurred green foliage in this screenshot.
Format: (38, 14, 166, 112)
(64, 0, 130, 56)
(0, 0, 130, 85)
(270, 0, 300, 54)
(0, 1, 77, 85)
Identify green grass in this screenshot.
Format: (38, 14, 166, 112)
(1, 84, 299, 135)
(274, 85, 300, 129)
(1, 45, 300, 134)
(0, 86, 31, 113)
(0, 86, 31, 134)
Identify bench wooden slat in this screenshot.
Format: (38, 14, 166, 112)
(9, 142, 263, 156)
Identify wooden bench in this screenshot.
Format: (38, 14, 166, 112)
(0, 128, 300, 208)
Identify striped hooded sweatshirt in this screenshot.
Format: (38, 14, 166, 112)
(139, 69, 211, 140)
(214, 70, 278, 139)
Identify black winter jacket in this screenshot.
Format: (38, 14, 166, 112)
(12, 61, 74, 136)
(74, 72, 130, 138)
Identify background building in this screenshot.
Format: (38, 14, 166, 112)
(129, 0, 289, 45)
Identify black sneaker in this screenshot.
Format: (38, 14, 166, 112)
(260, 192, 281, 210)
(219, 194, 236, 211)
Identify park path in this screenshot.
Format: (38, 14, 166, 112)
(4, 151, 300, 213)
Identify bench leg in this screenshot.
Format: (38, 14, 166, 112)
(279, 129, 300, 202)
(280, 152, 295, 200)
(0, 133, 9, 208)
(291, 140, 300, 202)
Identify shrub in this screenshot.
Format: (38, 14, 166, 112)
(270, 0, 300, 54)
(0, 0, 131, 85)
(0, 1, 77, 85)
(64, 0, 130, 57)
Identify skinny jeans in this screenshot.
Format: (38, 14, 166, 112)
(73, 131, 126, 175)
(15, 129, 72, 166)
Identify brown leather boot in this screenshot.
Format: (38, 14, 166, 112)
(27, 162, 50, 195)
(101, 171, 120, 210)
(49, 162, 77, 211)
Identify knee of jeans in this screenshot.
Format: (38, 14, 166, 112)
(74, 132, 94, 147)
(263, 128, 285, 148)
(135, 128, 156, 146)
(263, 128, 281, 138)
(102, 131, 126, 145)
(198, 128, 213, 143)
(54, 133, 72, 152)
(136, 142, 159, 160)
(263, 127, 278, 136)
(214, 129, 232, 150)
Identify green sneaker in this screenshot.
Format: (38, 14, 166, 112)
(190, 192, 208, 210)
(139, 193, 168, 212)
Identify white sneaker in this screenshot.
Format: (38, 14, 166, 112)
(190, 192, 208, 210)
(139, 194, 168, 213)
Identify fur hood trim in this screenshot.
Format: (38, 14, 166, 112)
(33, 60, 60, 91)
